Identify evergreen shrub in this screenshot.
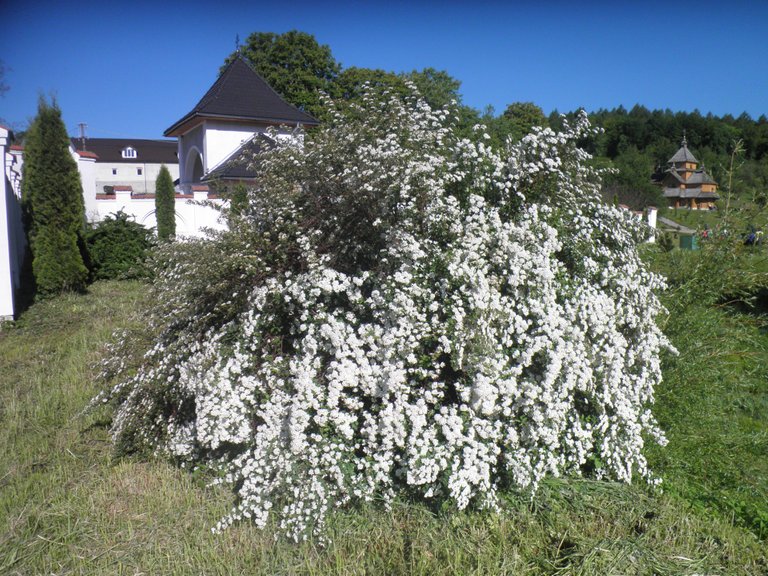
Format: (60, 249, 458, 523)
(21, 97, 89, 295)
(96, 89, 671, 541)
(155, 164, 176, 241)
(85, 211, 152, 280)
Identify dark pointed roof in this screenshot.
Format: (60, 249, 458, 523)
(164, 56, 318, 137)
(669, 138, 699, 164)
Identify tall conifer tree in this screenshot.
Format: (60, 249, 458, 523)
(154, 164, 175, 240)
(21, 97, 88, 295)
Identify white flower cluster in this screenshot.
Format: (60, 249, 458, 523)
(100, 92, 670, 541)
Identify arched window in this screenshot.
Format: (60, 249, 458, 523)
(122, 146, 137, 159)
(185, 148, 204, 183)
(192, 154, 203, 182)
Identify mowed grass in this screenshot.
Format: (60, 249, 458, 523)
(1, 281, 767, 575)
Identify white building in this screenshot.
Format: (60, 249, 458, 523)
(1, 56, 320, 318)
(67, 137, 192, 233)
(70, 137, 180, 198)
(164, 55, 318, 193)
(74, 55, 318, 236)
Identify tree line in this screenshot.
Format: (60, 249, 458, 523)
(234, 31, 767, 211)
(17, 30, 768, 297)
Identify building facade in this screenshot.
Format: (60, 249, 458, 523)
(70, 138, 180, 198)
(3, 56, 322, 318)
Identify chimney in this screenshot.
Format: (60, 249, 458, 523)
(78, 122, 87, 150)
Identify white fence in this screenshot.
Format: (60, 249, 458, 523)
(91, 184, 225, 238)
(1, 129, 26, 320)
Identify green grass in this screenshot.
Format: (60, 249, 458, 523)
(1, 280, 767, 574)
(667, 194, 768, 237)
(646, 250, 768, 541)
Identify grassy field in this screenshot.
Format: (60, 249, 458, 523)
(665, 195, 768, 236)
(1, 280, 767, 575)
(646, 247, 768, 542)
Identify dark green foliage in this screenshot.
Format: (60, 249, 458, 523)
(335, 67, 408, 102)
(154, 164, 175, 240)
(587, 105, 768, 171)
(404, 68, 462, 110)
(335, 66, 466, 111)
(85, 211, 152, 280)
(226, 183, 249, 218)
(407, 68, 480, 136)
(21, 97, 88, 295)
(227, 30, 340, 120)
(501, 102, 547, 139)
(601, 145, 666, 211)
(334, 65, 480, 135)
(482, 102, 549, 148)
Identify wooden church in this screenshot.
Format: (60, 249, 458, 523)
(660, 137, 719, 210)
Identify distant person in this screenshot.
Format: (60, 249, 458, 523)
(744, 226, 759, 246)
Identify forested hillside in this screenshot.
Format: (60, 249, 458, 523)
(487, 104, 768, 212)
(583, 106, 768, 211)
(226, 32, 767, 215)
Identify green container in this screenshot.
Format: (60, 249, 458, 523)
(679, 234, 699, 250)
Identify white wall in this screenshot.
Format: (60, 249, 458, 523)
(1, 128, 26, 321)
(71, 145, 218, 238)
(646, 207, 658, 243)
(77, 153, 98, 220)
(203, 120, 267, 172)
(92, 187, 225, 238)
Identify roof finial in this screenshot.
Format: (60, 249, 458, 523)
(235, 34, 241, 54)
(682, 129, 687, 147)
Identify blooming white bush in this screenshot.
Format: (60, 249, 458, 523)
(97, 90, 670, 540)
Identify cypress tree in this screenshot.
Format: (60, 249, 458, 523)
(21, 97, 88, 295)
(154, 164, 175, 240)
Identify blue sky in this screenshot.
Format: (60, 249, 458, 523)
(1, 0, 766, 139)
